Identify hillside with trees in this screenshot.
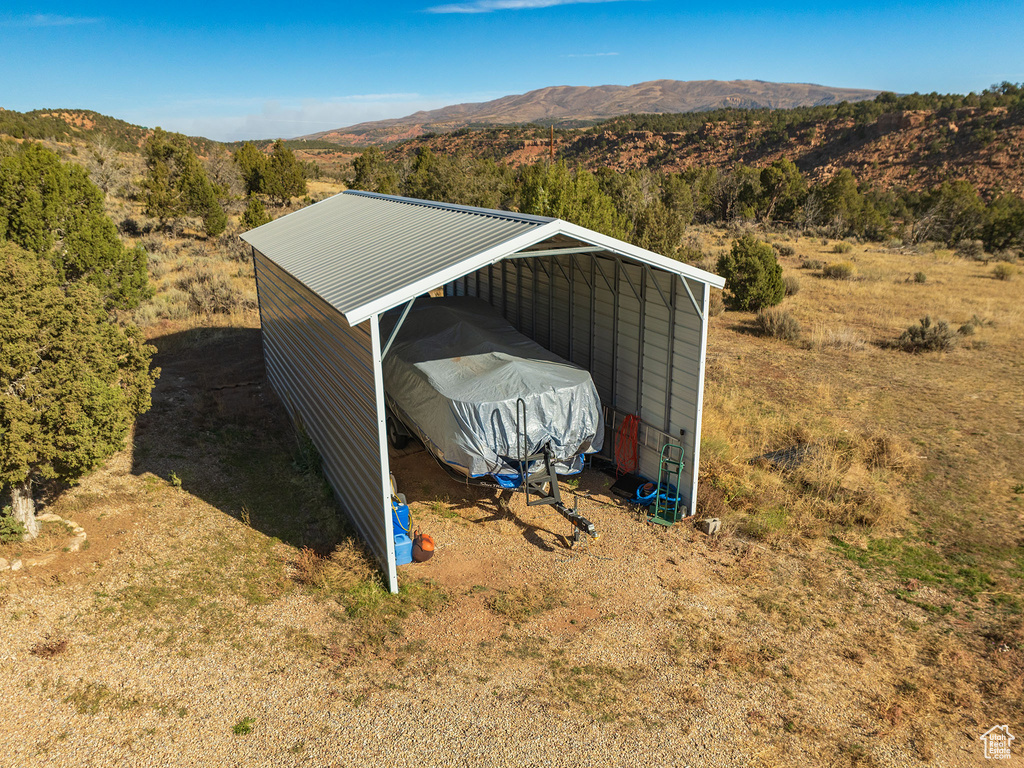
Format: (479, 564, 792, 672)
(348, 144, 1023, 261)
(377, 85, 1024, 198)
(3, 86, 1022, 267)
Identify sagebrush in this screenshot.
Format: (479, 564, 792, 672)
(823, 261, 856, 280)
(894, 316, 958, 353)
(755, 307, 802, 341)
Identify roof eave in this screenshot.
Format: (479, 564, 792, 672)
(344, 219, 725, 325)
(553, 220, 727, 290)
(343, 220, 565, 326)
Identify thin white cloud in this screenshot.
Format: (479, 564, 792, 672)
(426, 0, 633, 14)
(343, 93, 423, 102)
(126, 93, 501, 142)
(4, 14, 101, 27)
(562, 52, 619, 58)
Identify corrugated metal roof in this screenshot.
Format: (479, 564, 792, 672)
(242, 190, 724, 326)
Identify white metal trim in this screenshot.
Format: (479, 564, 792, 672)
(371, 314, 399, 593)
(382, 298, 415, 359)
(681, 277, 705, 322)
(690, 281, 711, 517)
(506, 246, 604, 259)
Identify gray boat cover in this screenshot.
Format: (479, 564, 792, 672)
(380, 296, 604, 478)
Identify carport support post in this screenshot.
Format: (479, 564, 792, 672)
(690, 281, 710, 517)
(371, 313, 400, 593)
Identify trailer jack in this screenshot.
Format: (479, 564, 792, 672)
(519, 441, 597, 539)
(554, 499, 597, 538)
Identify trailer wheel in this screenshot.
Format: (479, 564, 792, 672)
(387, 417, 409, 449)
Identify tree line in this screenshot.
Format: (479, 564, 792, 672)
(351, 146, 1024, 257)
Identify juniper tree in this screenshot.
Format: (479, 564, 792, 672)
(716, 234, 785, 311)
(351, 146, 400, 195)
(262, 140, 307, 206)
(240, 195, 271, 230)
(758, 158, 807, 222)
(142, 128, 227, 236)
(0, 243, 157, 537)
(233, 140, 307, 206)
(983, 193, 1024, 252)
(0, 142, 149, 309)
(233, 141, 267, 196)
(517, 161, 631, 241)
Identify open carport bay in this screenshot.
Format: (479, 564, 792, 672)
(243, 191, 724, 591)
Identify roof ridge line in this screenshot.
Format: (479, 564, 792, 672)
(342, 190, 554, 226)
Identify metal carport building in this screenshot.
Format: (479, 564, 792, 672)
(242, 190, 725, 592)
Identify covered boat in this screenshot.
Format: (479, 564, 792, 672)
(380, 296, 604, 483)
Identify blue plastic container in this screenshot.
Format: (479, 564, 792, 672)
(392, 499, 413, 565)
(394, 533, 413, 565)
(392, 500, 410, 536)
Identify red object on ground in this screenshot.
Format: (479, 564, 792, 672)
(615, 414, 639, 476)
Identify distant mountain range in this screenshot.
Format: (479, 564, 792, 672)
(301, 79, 882, 145)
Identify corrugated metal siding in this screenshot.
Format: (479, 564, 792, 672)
(253, 250, 393, 581)
(549, 257, 572, 360)
(243, 193, 547, 324)
(569, 256, 593, 372)
(665, 276, 706, 510)
(615, 261, 642, 416)
(455, 249, 707, 515)
(590, 258, 616, 406)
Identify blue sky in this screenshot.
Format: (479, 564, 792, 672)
(2, 1, 1021, 141)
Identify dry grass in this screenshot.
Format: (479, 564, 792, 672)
(486, 584, 562, 623)
(807, 323, 867, 351)
(536, 660, 655, 723)
(702, 232, 1022, 566)
(706, 233, 1022, 607)
(131, 236, 259, 327)
(291, 542, 376, 594)
(0, 518, 74, 560)
(698, 363, 917, 543)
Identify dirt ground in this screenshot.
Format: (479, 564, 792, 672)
(2, 239, 1022, 766)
